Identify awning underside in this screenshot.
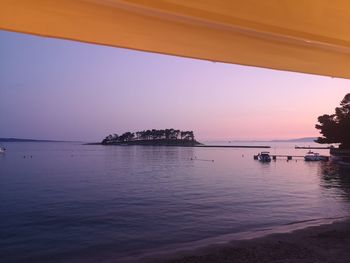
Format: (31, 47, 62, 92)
(1, 0, 350, 78)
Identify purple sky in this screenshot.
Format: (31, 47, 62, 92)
(0, 30, 349, 141)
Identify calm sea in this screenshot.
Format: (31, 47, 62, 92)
(1, 142, 350, 262)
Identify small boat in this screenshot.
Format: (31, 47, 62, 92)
(0, 145, 6, 154)
(258, 151, 271, 162)
(304, 151, 328, 161)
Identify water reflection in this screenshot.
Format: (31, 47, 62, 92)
(319, 162, 350, 201)
(1, 142, 350, 262)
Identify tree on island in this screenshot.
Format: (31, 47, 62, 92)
(102, 129, 197, 145)
(315, 93, 350, 149)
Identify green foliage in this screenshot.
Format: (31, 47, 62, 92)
(102, 129, 195, 144)
(315, 93, 350, 148)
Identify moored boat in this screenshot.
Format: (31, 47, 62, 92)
(304, 151, 328, 161)
(330, 148, 350, 166)
(0, 145, 6, 154)
(258, 151, 271, 162)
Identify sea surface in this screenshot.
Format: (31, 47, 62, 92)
(1, 142, 350, 262)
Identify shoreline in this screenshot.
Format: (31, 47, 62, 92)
(120, 217, 350, 263)
(84, 142, 271, 148)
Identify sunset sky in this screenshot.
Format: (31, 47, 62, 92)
(0, 30, 349, 141)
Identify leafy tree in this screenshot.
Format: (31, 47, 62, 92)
(315, 93, 350, 149)
(180, 131, 186, 140)
(102, 128, 197, 144)
(173, 129, 180, 139)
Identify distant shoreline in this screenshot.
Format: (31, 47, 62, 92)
(0, 138, 70, 143)
(195, 145, 270, 148)
(85, 141, 271, 148)
(90, 139, 202, 147)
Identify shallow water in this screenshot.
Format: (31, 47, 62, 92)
(1, 142, 350, 262)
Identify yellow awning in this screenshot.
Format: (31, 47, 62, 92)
(1, 0, 350, 78)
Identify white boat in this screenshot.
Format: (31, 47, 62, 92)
(0, 146, 5, 154)
(304, 151, 328, 161)
(258, 151, 271, 162)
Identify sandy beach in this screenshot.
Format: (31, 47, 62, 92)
(139, 219, 350, 263)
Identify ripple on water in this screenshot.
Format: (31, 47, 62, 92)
(0, 142, 349, 261)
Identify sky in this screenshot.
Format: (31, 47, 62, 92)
(0, 30, 349, 142)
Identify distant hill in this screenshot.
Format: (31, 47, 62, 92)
(0, 138, 67, 143)
(226, 137, 317, 143)
(269, 137, 317, 143)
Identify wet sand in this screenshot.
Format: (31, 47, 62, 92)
(141, 219, 350, 263)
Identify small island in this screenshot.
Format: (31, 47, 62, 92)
(101, 129, 202, 146)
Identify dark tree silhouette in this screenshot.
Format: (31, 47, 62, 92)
(101, 128, 198, 145)
(315, 93, 350, 149)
